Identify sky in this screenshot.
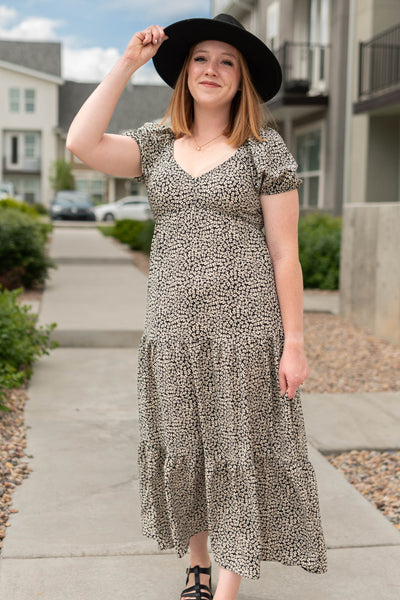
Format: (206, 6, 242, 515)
(0, 1, 212, 84)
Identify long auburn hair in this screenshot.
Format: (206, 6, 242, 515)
(160, 44, 277, 146)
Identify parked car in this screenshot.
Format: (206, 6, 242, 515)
(50, 191, 95, 221)
(95, 195, 152, 222)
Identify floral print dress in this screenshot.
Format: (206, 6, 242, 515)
(124, 122, 328, 580)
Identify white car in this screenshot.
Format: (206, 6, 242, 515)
(94, 196, 152, 222)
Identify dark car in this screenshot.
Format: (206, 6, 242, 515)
(50, 191, 95, 221)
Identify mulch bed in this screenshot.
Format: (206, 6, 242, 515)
(1, 267, 399, 549)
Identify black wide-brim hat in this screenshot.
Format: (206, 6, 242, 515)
(153, 13, 282, 103)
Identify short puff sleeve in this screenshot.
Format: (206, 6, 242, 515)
(249, 127, 303, 195)
(122, 121, 171, 184)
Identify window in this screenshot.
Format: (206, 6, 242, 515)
(266, 1, 280, 51)
(5, 177, 40, 205)
(309, 0, 330, 89)
(8, 88, 36, 113)
(22, 178, 38, 204)
(9, 88, 20, 112)
(129, 180, 140, 195)
(295, 127, 323, 208)
(24, 134, 37, 159)
(11, 137, 19, 165)
(76, 178, 105, 202)
(76, 180, 89, 195)
(5, 132, 41, 170)
(25, 89, 36, 113)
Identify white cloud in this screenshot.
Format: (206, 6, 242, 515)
(62, 45, 121, 81)
(132, 61, 165, 85)
(0, 15, 63, 40)
(0, 3, 166, 83)
(0, 5, 17, 25)
(0, 4, 63, 40)
(63, 45, 166, 84)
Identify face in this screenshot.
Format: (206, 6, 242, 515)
(187, 40, 242, 109)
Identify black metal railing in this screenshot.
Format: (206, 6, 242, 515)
(359, 23, 400, 97)
(275, 42, 330, 94)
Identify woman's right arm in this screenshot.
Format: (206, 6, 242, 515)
(66, 25, 167, 178)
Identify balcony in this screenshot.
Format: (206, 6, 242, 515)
(268, 42, 330, 120)
(3, 157, 41, 174)
(354, 23, 400, 115)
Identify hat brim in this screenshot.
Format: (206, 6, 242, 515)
(153, 18, 282, 103)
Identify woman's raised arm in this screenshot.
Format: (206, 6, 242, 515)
(66, 25, 168, 178)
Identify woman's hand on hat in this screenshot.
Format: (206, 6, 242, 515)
(123, 26, 168, 68)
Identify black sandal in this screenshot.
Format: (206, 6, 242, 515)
(180, 564, 213, 600)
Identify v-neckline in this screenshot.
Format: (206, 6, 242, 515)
(171, 139, 244, 181)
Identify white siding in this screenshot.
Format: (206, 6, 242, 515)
(0, 65, 60, 205)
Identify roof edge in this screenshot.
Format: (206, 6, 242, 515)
(0, 59, 64, 84)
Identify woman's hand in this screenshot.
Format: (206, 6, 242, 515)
(122, 25, 168, 69)
(279, 340, 310, 399)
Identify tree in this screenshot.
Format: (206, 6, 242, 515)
(49, 158, 75, 192)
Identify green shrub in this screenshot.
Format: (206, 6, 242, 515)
(0, 198, 39, 218)
(113, 219, 155, 254)
(0, 288, 57, 410)
(49, 158, 75, 192)
(0, 208, 55, 290)
(298, 213, 342, 290)
(97, 224, 115, 237)
(31, 202, 49, 216)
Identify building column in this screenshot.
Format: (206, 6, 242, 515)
(282, 118, 294, 148)
(108, 177, 116, 204)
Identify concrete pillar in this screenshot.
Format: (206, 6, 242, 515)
(108, 177, 116, 204)
(324, 0, 349, 214)
(340, 203, 400, 345)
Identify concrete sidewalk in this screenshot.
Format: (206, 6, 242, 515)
(1, 226, 399, 599)
(39, 227, 148, 347)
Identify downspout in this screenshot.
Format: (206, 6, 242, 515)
(342, 0, 356, 207)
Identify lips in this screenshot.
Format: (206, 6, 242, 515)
(200, 81, 220, 87)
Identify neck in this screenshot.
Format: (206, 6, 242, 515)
(191, 103, 230, 140)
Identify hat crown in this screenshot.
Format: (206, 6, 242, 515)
(213, 13, 245, 31)
(153, 13, 283, 102)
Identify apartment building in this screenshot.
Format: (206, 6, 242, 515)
(213, 0, 346, 214)
(341, 0, 400, 345)
(0, 40, 172, 206)
(0, 41, 62, 205)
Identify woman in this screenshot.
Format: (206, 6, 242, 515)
(67, 13, 328, 600)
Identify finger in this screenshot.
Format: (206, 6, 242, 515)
(141, 30, 152, 45)
(287, 383, 298, 400)
(154, 26, 166, 43)
(279, 370, 287, 397)
(144, 26, 166, 46)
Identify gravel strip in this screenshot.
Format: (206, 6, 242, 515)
(326, 450, 400, 531)
(303, 312, 400, 394)
(0, 389, 31, 550)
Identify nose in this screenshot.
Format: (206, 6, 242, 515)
(204, 58, 218, 76)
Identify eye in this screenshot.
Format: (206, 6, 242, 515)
(194, 56, 206, 62)
(222, 59, 234, 66)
